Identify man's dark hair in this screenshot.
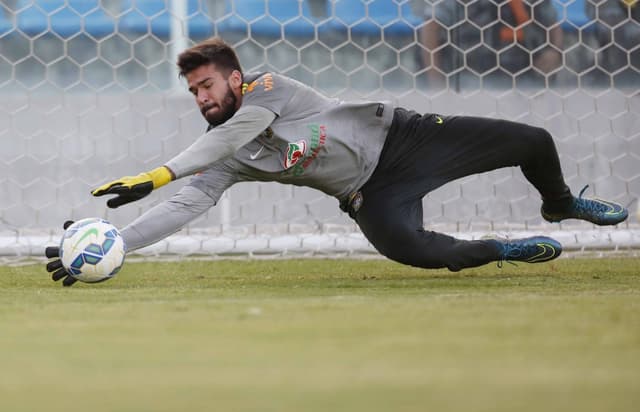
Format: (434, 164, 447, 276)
(177, 37, 242, 78)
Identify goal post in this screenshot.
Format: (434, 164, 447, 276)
(0, 0, 638, 260)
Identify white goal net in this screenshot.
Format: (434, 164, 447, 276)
(1, 0, 638, 259)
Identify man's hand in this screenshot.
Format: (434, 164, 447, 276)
(45, 220, 78, 287)
(91, 166, 174, 208)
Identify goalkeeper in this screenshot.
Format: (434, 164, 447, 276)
(46, 37, 628, 285)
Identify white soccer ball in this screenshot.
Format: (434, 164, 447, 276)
(59, 218, 126, 283)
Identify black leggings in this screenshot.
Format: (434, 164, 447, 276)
(353, 108, 572, 272)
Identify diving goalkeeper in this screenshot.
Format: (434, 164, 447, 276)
(46, 37, 628, 286)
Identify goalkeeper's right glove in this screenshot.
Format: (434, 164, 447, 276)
(45, 220, 78, 287)
(91, 166, 174, 208)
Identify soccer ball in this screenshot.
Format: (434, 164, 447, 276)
(59, 218, 126, 283)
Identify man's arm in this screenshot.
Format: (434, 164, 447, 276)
(419, 1, 449, 87)
(533, 1, 564, 74)
(420, 20, 442, 77)
(92, 105, 275, 208)
(120, 185, 217, 252)
(47, 165, 239, 287)
(165, 105, 275, 179)
(45, 185, 217, 287)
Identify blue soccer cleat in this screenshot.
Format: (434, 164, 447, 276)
(541, 185, 628, 226)
(493, 236, 562, 265)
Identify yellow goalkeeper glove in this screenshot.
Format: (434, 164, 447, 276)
(91, 166, 174, 208)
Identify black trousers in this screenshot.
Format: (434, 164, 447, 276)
(351, 108, 572, 272)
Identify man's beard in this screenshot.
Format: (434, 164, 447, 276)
(202, 86, 237, 127)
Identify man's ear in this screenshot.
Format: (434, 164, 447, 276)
(229, 69, 243, 90)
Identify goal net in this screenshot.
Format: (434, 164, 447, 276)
(1, 0, 638, 259)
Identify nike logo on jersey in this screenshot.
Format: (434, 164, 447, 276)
(435, 115, 443, 124)
(249, 146, 265, 160)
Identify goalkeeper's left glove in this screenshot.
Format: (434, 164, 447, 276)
(45, 220, 78, 287)
(91, 166, 174, 208)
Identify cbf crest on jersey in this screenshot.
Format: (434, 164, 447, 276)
(284, 140, 307, 169)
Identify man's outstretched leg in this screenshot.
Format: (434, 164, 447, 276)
(431, 116, 629, 226)
(353, 193, 562, 272)
(367, 110, 628, 228)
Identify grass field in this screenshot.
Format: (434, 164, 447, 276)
(1, 257, 639, 412)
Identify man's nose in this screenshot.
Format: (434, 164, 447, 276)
(196, 89, 210, 105)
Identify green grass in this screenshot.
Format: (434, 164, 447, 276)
(1, 258, 639, 412)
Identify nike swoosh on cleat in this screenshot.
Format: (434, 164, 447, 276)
(527, 243, 557, 263)
(435, 115, 443, 124)
(594, 199, 625, 215)
(249, 146, 265, 160)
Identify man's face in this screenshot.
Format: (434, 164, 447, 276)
(186, 64, 240, 127)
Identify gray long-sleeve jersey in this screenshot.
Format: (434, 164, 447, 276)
(121, 72, 394, 251)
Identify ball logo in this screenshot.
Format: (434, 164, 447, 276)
(284, 140, 307, 169)
(73, 227, 99, 249)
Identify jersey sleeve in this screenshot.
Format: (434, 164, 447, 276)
(241, 73, 296, 116)
(120, 161, 241, 252)
(119, 185, 216, 252)
(185, 159, 241, 204)
(164, 104, 276, 179)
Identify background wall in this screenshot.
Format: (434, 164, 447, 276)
(1, 0, 638, 257)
